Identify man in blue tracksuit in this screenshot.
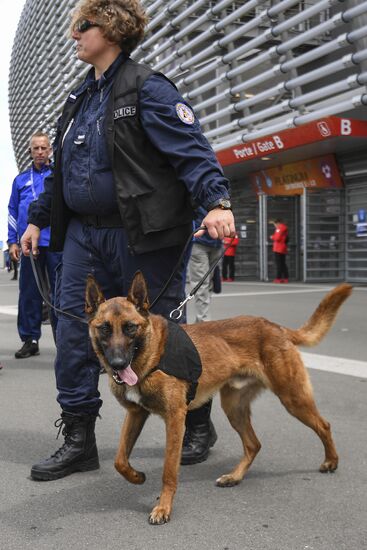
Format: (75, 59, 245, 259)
(8, 131, 62, 358)
(22, 0, 236, 481)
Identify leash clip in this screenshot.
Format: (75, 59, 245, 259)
(169, 294, 194, 321)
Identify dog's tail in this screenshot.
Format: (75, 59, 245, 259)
(284, 283, 352, 347)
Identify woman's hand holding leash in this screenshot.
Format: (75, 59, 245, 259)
(195, 209, 235, 239)
(21, 224, 41, 258)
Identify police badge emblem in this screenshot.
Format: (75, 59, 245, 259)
(176, 102, 195, 125)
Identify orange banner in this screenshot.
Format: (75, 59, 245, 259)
(250, 154, 343, 196)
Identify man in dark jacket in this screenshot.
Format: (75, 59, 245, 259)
(21, 0, 235, 481)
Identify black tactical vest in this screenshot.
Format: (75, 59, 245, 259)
(50, 59, 193, 253)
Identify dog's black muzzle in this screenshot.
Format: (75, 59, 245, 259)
(105, 346, 138, 386)
(107, 357, 128, 385)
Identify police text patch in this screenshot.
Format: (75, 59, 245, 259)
(176, 103, 195, 125)
(114, 105, 137, 120)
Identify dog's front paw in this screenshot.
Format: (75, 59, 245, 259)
(215, 474, 240, 487)
(149, 505, 171, 525)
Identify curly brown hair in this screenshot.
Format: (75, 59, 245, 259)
(69, 0, 148, 55)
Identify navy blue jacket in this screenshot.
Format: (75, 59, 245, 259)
(28, 56, 230, 253)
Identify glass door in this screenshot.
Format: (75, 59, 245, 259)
(263, 195, 301, 282)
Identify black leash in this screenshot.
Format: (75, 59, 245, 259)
(148, 226, 198, 310)
(29, 227, 234, 326)
(169, 227, 234, 320)
(30, 253, 88, 327)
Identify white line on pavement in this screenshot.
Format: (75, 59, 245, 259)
(302, 352, 367, 379)
(213, 288, 334, 298)
(0, 306, 18, 316)
(213, 286, 366, 298)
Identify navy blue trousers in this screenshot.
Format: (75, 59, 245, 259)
(18, 247, 62, 341)
(55, 219, 189, 414)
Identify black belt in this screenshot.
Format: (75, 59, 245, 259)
(75, 212, 124, 228)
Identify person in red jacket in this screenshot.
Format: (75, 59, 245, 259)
(222, 233, 239, 282)
(270, 219, 289, 283)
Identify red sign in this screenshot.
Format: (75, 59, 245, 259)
(216, 117, 367, 167)
(250, 154, 343, 196)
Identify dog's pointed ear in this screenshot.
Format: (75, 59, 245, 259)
(127, 271, 150, 315)
(85, 275, 105, 319)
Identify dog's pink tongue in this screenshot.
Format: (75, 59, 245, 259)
(118, 366, 138, 386)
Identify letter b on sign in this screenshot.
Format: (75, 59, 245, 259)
(273, 135, 284, 149)
(341, 119, 352, 135)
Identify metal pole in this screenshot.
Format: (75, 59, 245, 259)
(301, 191, 307, 283)
(347, 0, 367, 74)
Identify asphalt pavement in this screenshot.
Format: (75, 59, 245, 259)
(0, 269, 366, 550)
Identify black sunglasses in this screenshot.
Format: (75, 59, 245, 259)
(74, 19, 101, 33)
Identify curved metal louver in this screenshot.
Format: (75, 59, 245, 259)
(9, 0, 367, 171)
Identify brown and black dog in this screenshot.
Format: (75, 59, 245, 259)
(85, 272, 352, 524)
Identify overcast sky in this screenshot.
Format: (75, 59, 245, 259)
(0, 0, 26, 247)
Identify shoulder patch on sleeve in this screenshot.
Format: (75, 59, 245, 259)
(176, 102, 195, 125)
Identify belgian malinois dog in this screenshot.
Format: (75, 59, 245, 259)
(85, 272, 352, 524)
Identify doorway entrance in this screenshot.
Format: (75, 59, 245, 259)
(259, 194, 301, 282)
(231, 184, 346, 282)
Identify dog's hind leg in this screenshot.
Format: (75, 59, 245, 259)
(273, 356, 339, 473)
(114, 405, 150, 484)
(278, 393, 338, 472)
(216, 384, 262, 487)
(149, 408, 186, 525)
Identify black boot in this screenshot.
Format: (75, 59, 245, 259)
(181, 400, 217, 465)
(30, 412, 100, 481)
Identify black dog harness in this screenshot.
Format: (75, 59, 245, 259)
(149, 320, 202, 404)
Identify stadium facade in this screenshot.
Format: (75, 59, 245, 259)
(8, 0, 367, 282)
